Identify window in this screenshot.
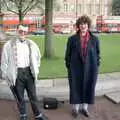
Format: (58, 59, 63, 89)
(96, 4, 100, 15)
(87, 4, 92, 15)
(64, 3, 68, 12)
(96, 0, 100, 4)
(78, 4, 81, 14)
(70, 4, 75, 12)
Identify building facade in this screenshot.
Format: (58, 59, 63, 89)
(2, 0, 114, 32)
(56, 0, 113, 26)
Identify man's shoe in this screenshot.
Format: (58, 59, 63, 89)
(81, 109, 90, 117)
(71, 109, 79, 118)
(35, 114, 49, 120)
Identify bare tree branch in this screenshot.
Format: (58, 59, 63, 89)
(3, 0, 40, 21)
(23, 1, 38, 16)
(4, 0, 18, 14)
(3, 0, 48, 22)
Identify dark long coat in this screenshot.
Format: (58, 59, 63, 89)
(65, 31, 100, 104)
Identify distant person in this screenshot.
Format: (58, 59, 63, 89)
(1, 24, 49, 120)
(65, 15, 100, 118)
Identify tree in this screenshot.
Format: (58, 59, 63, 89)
(3, 0, 58, 59)
(0, 0, 4, 28)
(44, 0, 54, 59)
(112, 0, 120, 15)
(0, 0, 2, 13)
(37, 0, 60, 14)
(4, 0, 43, 23)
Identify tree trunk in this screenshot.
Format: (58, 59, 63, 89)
(0, 13, 3, 29)
(18, 10, 24, 24)
(0, 1, 3, 29)
(44, 0, 54, 59)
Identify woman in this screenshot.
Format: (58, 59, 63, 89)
(65, 15, 100, 118)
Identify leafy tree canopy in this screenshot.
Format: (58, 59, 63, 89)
(112, 0, 120, 15)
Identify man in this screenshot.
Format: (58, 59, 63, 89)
(1, 24, 49, 120)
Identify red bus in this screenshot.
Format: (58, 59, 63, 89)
(96, 16, 120, 33)
(41, 13, 76, 33)
(3, 19, 37, 32)
(3, 12, 76, 34)
(3, 13, 42, 33)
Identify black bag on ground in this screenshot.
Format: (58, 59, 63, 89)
(43, 97, 58, 109)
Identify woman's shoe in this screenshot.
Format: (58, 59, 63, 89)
(71, 109, 79, 118)
(81, 109, 90, 117)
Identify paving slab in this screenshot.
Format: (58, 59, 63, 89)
(104, 91, 120, 104)
(53, 78, 68, 87)
(107, 72, 120, 80)
(36, 79, 53, 87)
(97, 74, 113, 81)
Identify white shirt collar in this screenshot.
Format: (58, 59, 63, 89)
(16, 39, 27, 43)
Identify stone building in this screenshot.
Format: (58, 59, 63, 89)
(56, 0, 113, 26)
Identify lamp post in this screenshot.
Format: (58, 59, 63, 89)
(100, 0, 103, 33)
(76, 0, 78, 19)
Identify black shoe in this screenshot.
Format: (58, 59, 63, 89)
(20, 116, 27, 120)
(36, 114, 49, 120)
(81, 109, 90, 117)
(71, 109, 79, 118)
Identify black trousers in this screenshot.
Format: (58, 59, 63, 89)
(15, 67, 41, 117)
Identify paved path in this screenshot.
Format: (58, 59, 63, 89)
(0, 72, 120, 101)
(0, 72, 120, 120)
(0, 97, 120, 120)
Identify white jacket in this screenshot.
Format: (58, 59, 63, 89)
(1, 37, 41, 85)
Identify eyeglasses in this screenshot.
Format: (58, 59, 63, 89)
(18, 30, 28, 35)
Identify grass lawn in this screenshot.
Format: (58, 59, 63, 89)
(29, 33, 120, 79)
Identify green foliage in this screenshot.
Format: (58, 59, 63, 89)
(112, 0, 120, 15)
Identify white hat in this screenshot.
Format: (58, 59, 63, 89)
(18, 25, 28, 32)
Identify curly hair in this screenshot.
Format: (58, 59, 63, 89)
(76, 15, 92, 29)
